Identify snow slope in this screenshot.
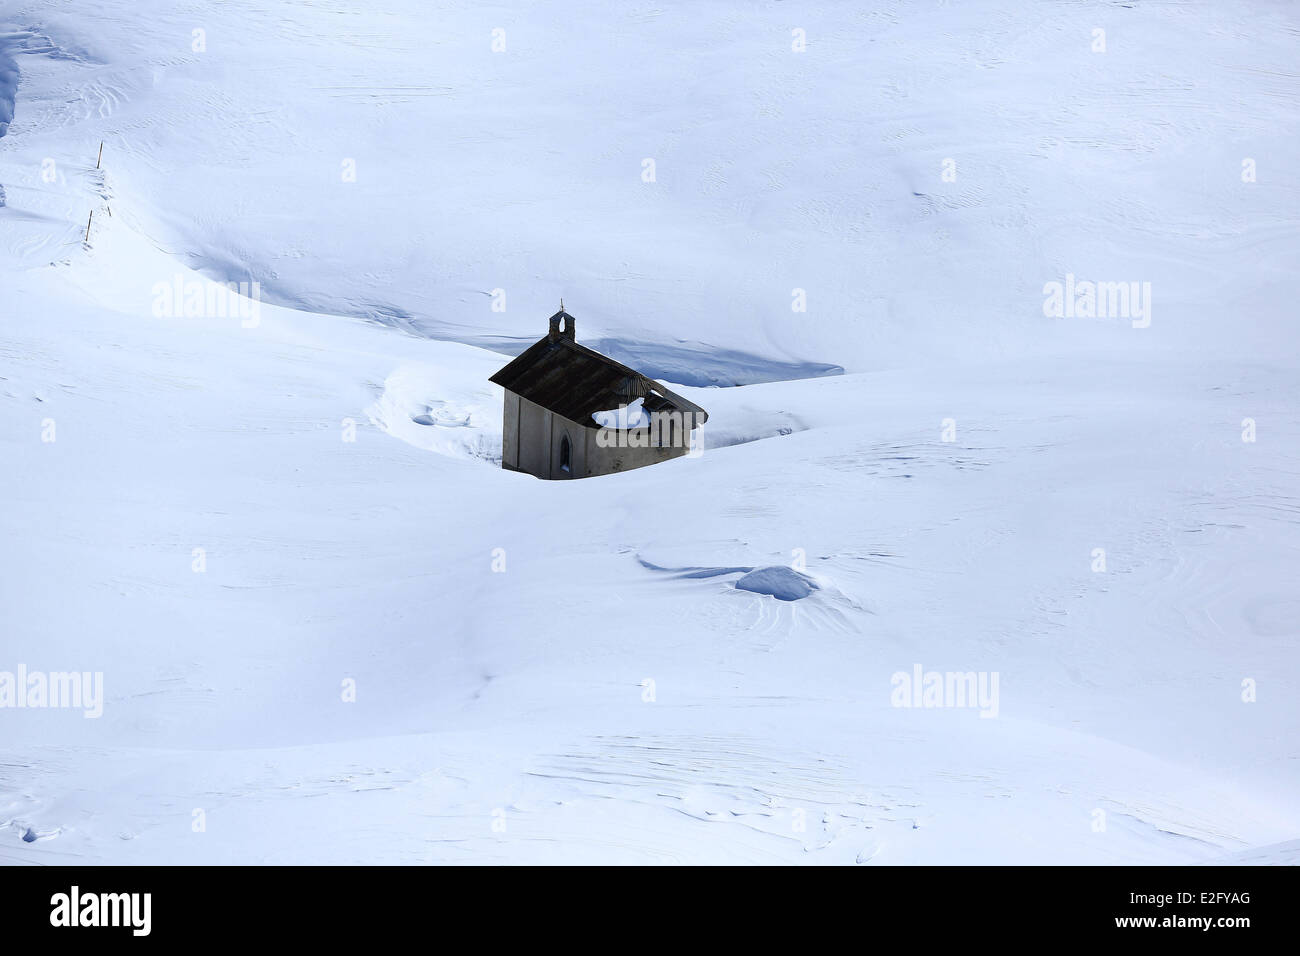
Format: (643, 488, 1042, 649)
(1, 1, 1298, 864)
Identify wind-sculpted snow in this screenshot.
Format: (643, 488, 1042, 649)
(329, 325, 842, 388)
(0, 42, 15, 140)
(637, 556, 819, 601)
(735, 566, 818, 602)
(1, 0, 1298, 865)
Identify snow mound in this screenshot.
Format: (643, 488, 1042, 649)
(367, 361, 502, 463)
(734, 566, 818, 602)
(592, 397, 650, 429)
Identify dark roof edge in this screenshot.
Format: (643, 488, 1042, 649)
(644, 380, 709, 425)
(490, 336, 709, 426)
(565, 340, 709, 425)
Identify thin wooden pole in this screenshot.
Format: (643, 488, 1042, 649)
(85, 211, 93, 242)
(96, 141, 103, 169)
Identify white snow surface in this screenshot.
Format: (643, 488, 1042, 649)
(1, 1, 1298, 864)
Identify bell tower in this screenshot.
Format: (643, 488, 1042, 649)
(547, 303, 575, 343)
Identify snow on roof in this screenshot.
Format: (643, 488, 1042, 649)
(488, 313, 708, 428)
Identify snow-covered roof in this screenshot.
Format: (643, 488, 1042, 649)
(488, 311, 708, 428)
